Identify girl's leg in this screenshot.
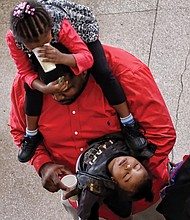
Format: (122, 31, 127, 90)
(24, 82, 42, 131)
(86, 40, 147, 150)
(26, 115, 39, 131)
(86, 40, 126, 107)
(18, 83, 43, 163)
(86, 40, 132, 118)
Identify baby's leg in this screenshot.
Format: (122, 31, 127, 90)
(86, 40, 126, 108)
(26, 115, 39, 131)
(86, 40, 147, 151)
(18, 83, 43, 163)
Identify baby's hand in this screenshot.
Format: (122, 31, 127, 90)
(58, 76, 69, 91)
(44, 77, 68, 94)
(38, 44, 64, 64)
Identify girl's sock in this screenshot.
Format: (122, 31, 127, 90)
(26, 128, 38, 137)
(120, 113, 134, 126)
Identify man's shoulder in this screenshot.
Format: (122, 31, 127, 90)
(102, 44, 147, 73)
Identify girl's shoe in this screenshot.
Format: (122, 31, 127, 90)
(18, 132, 43, 163)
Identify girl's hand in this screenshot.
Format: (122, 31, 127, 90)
(37, 44, 64, 64)
(37, 44, 76, 67)
(43, 77, 69, 94)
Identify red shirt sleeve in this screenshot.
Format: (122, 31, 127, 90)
(122, 64, 176, 170)
(103, 45, 176, 214)
(58, 19, 94, 75)
(9, 74, 53, 173)
(6, 30, 38, 88)
(103, 45, 176, 169)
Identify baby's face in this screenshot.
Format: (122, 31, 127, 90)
(22, 30, 52, 51)
(108, 156, 149, 194)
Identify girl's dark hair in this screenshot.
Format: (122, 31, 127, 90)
(131, 178, 154, 202)
(129, 161, 155, 202)
(10, 1, 52, 42)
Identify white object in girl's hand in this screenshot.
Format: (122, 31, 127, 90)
(32, 43, 56, 72)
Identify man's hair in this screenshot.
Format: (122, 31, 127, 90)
(10, 1, 52, 42)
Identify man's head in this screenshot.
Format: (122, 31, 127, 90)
(52, 70, 89, 105)
(108, 155, 153, 202)
(30, 42, 89, 105)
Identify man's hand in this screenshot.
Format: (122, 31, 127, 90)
(62, 187, 78, 200)
(39, 162, 72, 192)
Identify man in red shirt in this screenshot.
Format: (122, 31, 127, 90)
(9, 44, 176, 219)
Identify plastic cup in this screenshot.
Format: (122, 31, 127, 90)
(61, 174, 78, 201)
(32, 43, 56, 73)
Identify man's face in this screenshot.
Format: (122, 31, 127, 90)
(108, 156, 149, 194)
(52, 71, 88, 105)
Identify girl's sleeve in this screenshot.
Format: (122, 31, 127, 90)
(58, 19, 94, 75)
(6, 30, 38, 88)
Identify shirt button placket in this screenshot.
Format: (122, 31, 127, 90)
(73, 111, 78, 136)
(70, 105, 81, 154)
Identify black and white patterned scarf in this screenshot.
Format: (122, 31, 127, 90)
(16, 0, 99, 53)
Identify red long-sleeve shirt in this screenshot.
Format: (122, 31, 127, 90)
(9, 45, 176, 218)
(6, 18, 93, 88)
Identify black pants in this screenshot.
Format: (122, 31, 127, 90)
(24, 83, 43, 116)
(86, 40, 126, 105)
(24, 40, 126, 116)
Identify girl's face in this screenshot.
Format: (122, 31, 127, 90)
(22, 30, 52, 51)
(108, 156, 149, 194)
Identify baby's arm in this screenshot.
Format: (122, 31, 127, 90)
(6, 30, 38, 88)
(57, 19, 94, 75)
(6, 31, 68, 95)
(37, 19, 94, 75)
(35, 44, 77, 67)
(32, 77, 68, 94)
(36, 19, 93, 74)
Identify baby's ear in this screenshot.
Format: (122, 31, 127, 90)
(111, 176, 115, 180)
